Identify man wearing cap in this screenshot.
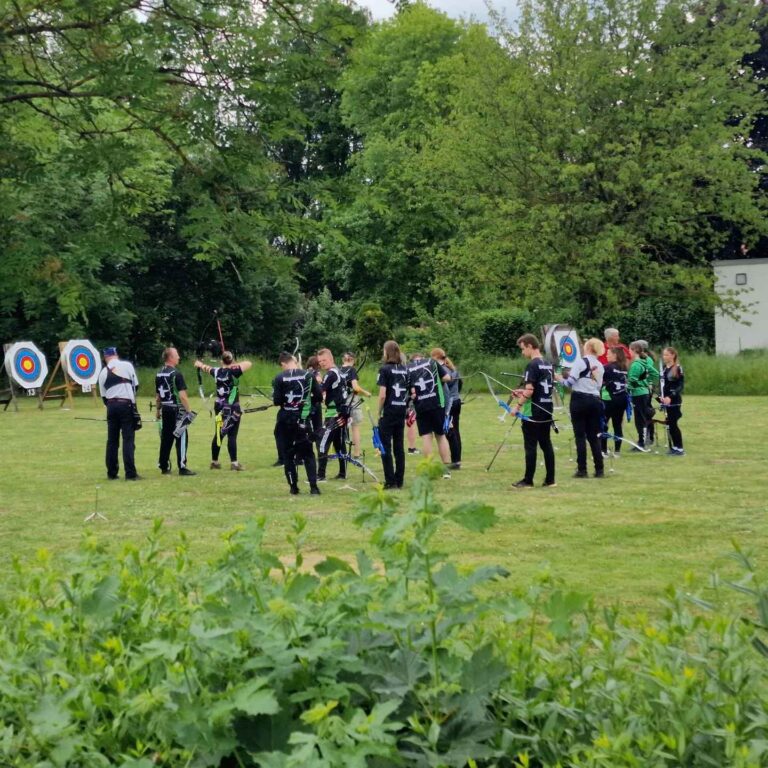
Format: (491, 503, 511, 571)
(97, 347, 140, 481)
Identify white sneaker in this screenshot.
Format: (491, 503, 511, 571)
(442, 471, 451, 480)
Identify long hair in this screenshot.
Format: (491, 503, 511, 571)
(430, 347, 455, 371)
(382, 340, 402, 365)
(629, 341, 647, 360)
(663, 347, 681, 378)
(609, 346, 628, 371)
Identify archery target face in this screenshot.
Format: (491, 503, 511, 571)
(559, 334, 579, 364)
(62, 339, 101, 386)
(4, 341, 49, 389)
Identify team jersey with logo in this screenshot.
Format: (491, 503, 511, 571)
(155, 366, 187, 407)
(209, 365, 243, 405)
(272, 368, 319, 423)
(601, 363, 628, 401)
(407, 358, 447, 413)
(377, 363, 409, 414)
(522, 357, 554, 417)
(321, 367, 348, 417)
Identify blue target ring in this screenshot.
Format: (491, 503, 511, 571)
(14, 348, 42, 383)
(559, 336, 578, 364)
(69, 344, 97, 378)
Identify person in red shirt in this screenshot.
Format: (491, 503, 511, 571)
(598, 327, 632, 365)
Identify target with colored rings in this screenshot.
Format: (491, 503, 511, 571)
(559, 335, 579, 364)
(4, 342, 49, 389)
(62, 339, 101, 386)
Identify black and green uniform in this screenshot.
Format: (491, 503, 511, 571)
(601, 363, 628, 453)
(407, 357, 448, 436)
(273, 367, 321, 489)
(520, 357, 555, 485)
(318, 366, 349, 480)
(156, 365, 191, 471)
(208, 365, 243, 463)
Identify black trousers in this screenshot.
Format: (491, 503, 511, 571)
(159, 407, 189, 471)
(631, 394, 650, 447)
(379, 411, 406, 487)
(278, 419, 318, 487)
(317, 416, 346, 478)
(521, 419, 555, 484)
(106, 401, 137, 479)
(600, 396, 627, 453)
(665, 404, 683, 449)
(274, 416, 284, 463)
(447, 400, 462, 463)
(570, 393, 604, 474)
(211, 402, 241, 462)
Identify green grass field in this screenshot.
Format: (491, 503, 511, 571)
(1, 391, 766, 611)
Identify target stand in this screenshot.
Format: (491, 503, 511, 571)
(41, 340, 101, 409)
(0, 344, 20, 412)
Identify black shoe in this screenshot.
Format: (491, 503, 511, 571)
(449, 462, 461, 470)
(316, 476, 327, 483)
(289, 484, 299, 495)
(310, 485, 321, 495)
(631, 446, 645, 453)
(125, 475, 142, 481)
(512, 479, 534, 489)
(383, 482, 396, 489)
(594, 470, 605, 478)
(160, 469, 172, 475)
(542, 480, 557, 487)
(272, 460, 284, 467)
(407, 448, 420, 454)
(179, 468, 196, 476)
(573, 470, 588, 478)
(333, 473, 347, 480)
(107, 475, 119, 480)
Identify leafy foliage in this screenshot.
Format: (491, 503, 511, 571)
(1, 465, 768, 766)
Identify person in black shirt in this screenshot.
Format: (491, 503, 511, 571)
(376, 340, 409, 489)
(600, 346, 629, 455)
(272, 352, 322, 494)
(407, 352, 452, 476)
(155, 347, 196, 476)
(661, 347, 685, 456)
(316, 348, 349, 481)
(511, 334, 556, 488)
(195, 351, 253, 471)
(341, 352, 371, 459)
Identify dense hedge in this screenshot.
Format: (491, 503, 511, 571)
(2, 465, 767, 767)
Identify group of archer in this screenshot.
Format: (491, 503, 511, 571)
(196, 343, 464, 494)
(504, 328, 685, 489)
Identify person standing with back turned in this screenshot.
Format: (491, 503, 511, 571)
(156, 347, 196, 476)
(97, 347, 140, 481)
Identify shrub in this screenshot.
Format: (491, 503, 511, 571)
(476, 309, 536, 357)
(617, 297, 715, 352)
(1, 466, 767, 766)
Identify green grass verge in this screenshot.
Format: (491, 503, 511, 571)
(1, 390, 766, 612)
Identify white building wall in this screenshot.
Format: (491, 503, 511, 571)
(713, 258, 768, 355)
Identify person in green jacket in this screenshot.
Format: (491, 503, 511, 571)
(637, 340, 660, 445)
(628, 341, 651, 451)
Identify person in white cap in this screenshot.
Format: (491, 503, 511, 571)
(97, 347, 140, 480)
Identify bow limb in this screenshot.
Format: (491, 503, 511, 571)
(481, 372, 517, 422)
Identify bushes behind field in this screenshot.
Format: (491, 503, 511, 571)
(2, 465, 767, 767)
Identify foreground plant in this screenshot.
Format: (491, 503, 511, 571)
(0, 462, 766, 767)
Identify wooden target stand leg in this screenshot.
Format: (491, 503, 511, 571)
(40, 341, 96, 409)
(1, 343, 20, 412)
